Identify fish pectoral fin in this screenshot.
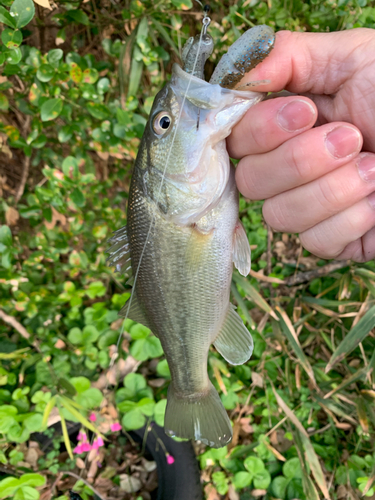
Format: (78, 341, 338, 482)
(120, 291, 151, 330)
(233, 221, 251, 277)
(107, 225, 133, 276)
(213, 304, 253, 365)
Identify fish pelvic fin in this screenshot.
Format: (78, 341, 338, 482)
(120, 290, 151, 330)
(164, 382, 232, 448)
(233, 221, 251, 277)
(106, 225, 133, 276)
(214, 304, 253, 365)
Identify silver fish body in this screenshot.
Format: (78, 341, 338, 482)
(108, 26, 275, 447)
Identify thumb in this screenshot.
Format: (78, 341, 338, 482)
(243, 28, 375, 95)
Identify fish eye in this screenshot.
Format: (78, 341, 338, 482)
(153, 112, 172, 135)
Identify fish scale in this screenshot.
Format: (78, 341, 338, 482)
(108, 24, 275, 447)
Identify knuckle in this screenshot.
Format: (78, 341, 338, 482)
(263, 198, 289, 231)
(285, 139, 313, 182)
(300, 228, 341, 259)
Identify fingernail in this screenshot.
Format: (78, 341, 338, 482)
(368, 192, 375, 210)
(277, 100, 316, 132)
(357, 154, 375, 182)
(325, 126, 361, 159)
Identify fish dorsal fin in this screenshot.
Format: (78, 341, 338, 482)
(120, 290, 151, 330)
(107, 225, 132, 275)
(233, 221, 251, 277)
(213, 304, 253, 365)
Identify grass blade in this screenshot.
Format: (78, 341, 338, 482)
(326, 304, 375, 373)
(271, 384, 331, 500)
(324, 367, 367, 399)
(42, 395, 56, 429)
(59, 405, 73, 460)
(61, 396, 104, 438)
(151, 19, 179, 56)
(293, 430, 320, 500)
(276, 306, 317, 388)
(314, 395, 357, 425)
(232, 274, 278, 320)
(231, 282, 256, 329)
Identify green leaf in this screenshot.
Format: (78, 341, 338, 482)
(47, 48, 63, 64)
(122, 408, 145, 430)
(14, 485, 39, 500)
(76, 388, 102, 408)
(70, 187, 85, 207)
(0, 6, 16, 28)
(283, 457, 303, 479)
(82, 325, 99, 344)
(0, 92, 8, 112)
(170, 0, 192, 9)
(36, 64, 55, 82)
(272, 476, 289, 499)
(18, 474, 46, 487)
(233, 471, 252, 490)
(87, 102, 110, 120)
(68, 9, 89, 25)
(1, 28, 22, 48)
(10, 0, 35, 28)
(244, 456, 265, 475)
(129, 323, 150, 340)
(156, 359, 170, 378)
(136, 397, 154, 416)
(40, 98, 63, 121)
(70, 376, 90, 394)
(124, 373, 146, 393)
(69, 63, 82, 83)
(23, 414, 42, 432)
(58, 125, 73, 143)
(153, 399, 167, 427)
(5, 47, 22, 64)
(86, 281, 106, 299)
(7, 423, 30, 443)
(326, 304, 375, 372)
(68, 328, 82, 345)
(83, 68, 99, 84)
(253, 469, 271, 489)
(0, 415, 17, 432)
(144, 336, 163, 358)
(0, 226, 12, 246)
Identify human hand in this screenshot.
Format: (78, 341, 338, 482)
(228, 28, 375, 262)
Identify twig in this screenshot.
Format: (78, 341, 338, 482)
(15, 155, 30, 203)
(61, 471, 106, 499)
(0, 309, 30, 339)
(284, 260, 351, 286)
(266, 223, 272, 275)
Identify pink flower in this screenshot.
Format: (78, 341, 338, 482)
(81, 442, 92, 452)
(89, 413, 97, 422)
(96, 436, 104, 447)
(166, 454, 175, 465)
(73, 445, 83, 454)
(110, 422, 122, 432)
(77, 432, 87, 442)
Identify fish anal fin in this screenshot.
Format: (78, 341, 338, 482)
(233, 221, 251, 276)
(120, 290, 151, 330)
(214, 304, 253, 365)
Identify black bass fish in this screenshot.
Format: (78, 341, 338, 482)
(108, 25, 275, 447)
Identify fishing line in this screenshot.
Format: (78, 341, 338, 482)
(101, 10, 211, 399)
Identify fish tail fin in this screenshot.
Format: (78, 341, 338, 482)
(164, 382, 232, 448)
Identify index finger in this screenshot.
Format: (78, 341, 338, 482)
(227, 95, 317, 158)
